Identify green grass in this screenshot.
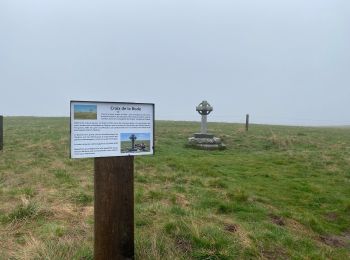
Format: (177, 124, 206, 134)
(0, 117, 350, 259)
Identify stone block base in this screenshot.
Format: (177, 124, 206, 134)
(193, 133, 215, 139)
(187, 135, 226, 150)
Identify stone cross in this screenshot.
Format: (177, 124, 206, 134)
(196, 100, 213, 134)
(129, 134, 137, 150)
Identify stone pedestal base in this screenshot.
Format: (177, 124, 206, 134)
(187, 133, 226, 150)
(193, 133, 214, 139)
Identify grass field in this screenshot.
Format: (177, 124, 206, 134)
(74, 112, 97, 120)
(0, 117, 349, 259)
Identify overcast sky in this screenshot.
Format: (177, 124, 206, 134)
(1, 0, 349, 125)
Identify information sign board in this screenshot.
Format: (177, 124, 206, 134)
(70, 101, 154, 158)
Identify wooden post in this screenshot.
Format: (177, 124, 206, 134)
(245, 114, 249, 132)
(94, 156, 134, 260)
(0, 116, 3, 150)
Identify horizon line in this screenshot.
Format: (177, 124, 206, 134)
(1, 115, 349, 128)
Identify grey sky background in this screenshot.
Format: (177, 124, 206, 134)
(1, 0, 349, 125)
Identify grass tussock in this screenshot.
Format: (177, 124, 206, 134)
(1, 197, 45, 224)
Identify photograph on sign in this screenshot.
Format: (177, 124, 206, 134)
(120, 133, 151, 154)
(74, 104, 98, 120)
(70, 101, 154, 158)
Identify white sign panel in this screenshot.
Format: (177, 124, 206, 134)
(70, 101, 154, 158)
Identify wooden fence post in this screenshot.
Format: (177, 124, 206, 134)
(0, 116, 3, 150)
(94, 156, 134, 260)
(245, 114, 249, 131)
